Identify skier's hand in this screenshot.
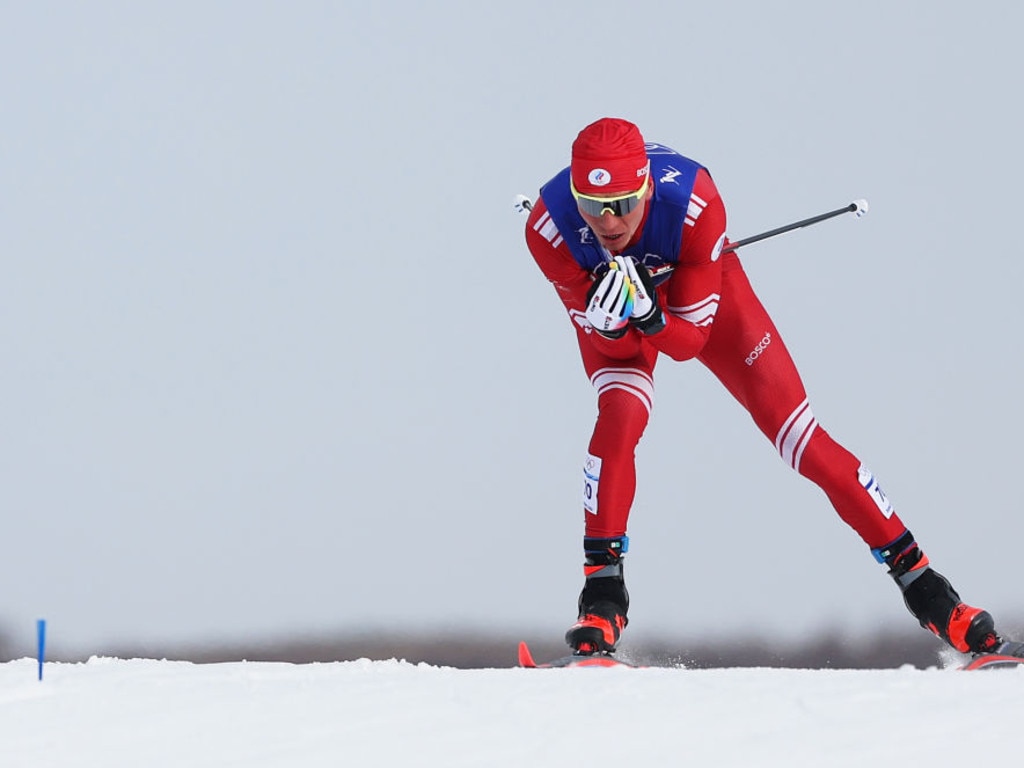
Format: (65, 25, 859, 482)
(585, 265, 633, 338)
(614, 256, 665, 335)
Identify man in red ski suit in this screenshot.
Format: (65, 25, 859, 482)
(524, 117, 1018, 659)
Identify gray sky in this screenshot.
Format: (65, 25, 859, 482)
(3, 1, 1024, 655)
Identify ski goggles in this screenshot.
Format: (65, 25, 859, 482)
(571, 173, 650, 217)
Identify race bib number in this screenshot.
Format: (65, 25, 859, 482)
(583, 454, 602, 515)
(858, 464, 894, 519)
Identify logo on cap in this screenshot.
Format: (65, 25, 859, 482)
(587, 168, 611, 187)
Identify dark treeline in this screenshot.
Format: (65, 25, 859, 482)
(0, 626, 967, 670)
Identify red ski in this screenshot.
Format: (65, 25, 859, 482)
(517, 641, 640, 669)
(960, 653, 1024, 671)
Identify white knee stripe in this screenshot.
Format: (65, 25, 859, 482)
(775, 399, 818, 472)
(590, 367, 654, 414)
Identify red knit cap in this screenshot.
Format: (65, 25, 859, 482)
(571, 117, 649, 196)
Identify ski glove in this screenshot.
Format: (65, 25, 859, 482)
(585, 266, 633, 339)
(613, 256, 665, 335)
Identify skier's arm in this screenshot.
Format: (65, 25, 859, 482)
(635, 170, 726, 361)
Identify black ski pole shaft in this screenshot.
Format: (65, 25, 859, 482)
(722, 200, 868, 253)
(512, 194, 868, 253)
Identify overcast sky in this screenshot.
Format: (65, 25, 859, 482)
(3, 1, 1024, 656)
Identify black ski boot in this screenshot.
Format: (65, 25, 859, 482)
(875, 530, 1001, 654)
(565, 537, 629, 655)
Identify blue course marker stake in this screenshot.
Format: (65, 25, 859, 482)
(37, 619, 46, 681)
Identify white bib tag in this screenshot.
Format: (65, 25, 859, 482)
(583, 454, 602, 515)
(858, 464, 894, 519)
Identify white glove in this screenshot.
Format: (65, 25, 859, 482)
(613, 256, 653, 319)
(585, 266, 633, 338)
(612, 255, 665, 335)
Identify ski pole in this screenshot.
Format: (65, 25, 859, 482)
(513, 194, 533, 214)
(513, 194, 869, 252)
(721, 200, 869, 253)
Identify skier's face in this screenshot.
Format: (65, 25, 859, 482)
(576, 180, 653, 252)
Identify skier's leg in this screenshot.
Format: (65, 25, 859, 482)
(697, 253, 1002, 654)
(564, 336, 659, 653)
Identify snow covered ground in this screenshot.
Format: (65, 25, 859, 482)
(2, 655, 1022, 767)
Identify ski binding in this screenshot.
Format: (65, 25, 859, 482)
(517, 641, 639, 669)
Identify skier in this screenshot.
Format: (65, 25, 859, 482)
(523, 116, 1021, 660)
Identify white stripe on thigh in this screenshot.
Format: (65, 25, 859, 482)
(590, 367, 655, 414)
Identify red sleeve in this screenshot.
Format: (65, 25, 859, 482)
(524, 198, 644, 360)
(643, 169, 727, 361)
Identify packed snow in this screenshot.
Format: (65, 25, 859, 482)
(2, 654, 1023, 767)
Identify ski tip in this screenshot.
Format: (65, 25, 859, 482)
(517, 641, 538, 668)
